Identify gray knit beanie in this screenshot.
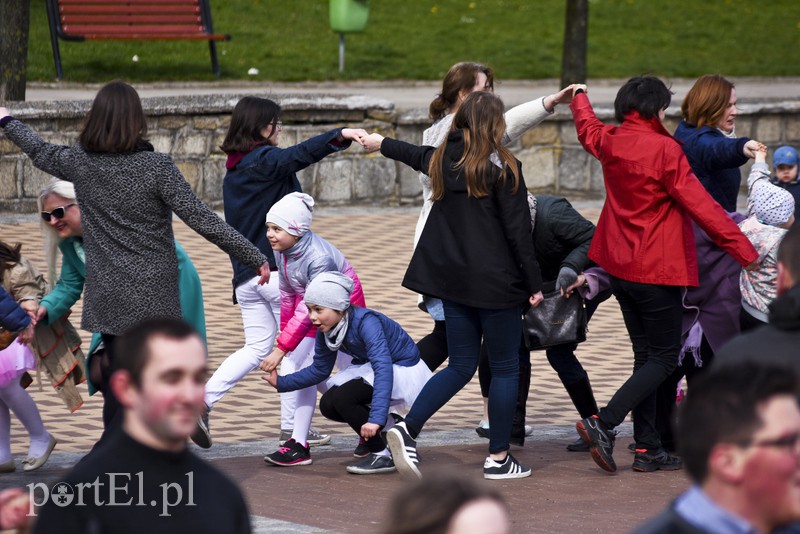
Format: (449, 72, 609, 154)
(304, 272, 354, 311)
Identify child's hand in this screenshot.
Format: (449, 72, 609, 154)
(360, 422, 381, 440)
(341, 128, 368, 145)
(260, 349, 285, 373)
(755, 145, 768, 163)
(361, 133, 384, 153)
(261, 369, 278, 388)
(744, 140, 766, 159)
(0, 107, 9, 121)
(572, 84, 588, 97)
(744, 259, 761, 272)
(36, 305, 49, 322)
(19, 300, 38, 320)
(17, 323, 34, 345)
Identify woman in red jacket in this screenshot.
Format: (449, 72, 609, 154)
(570, 76, 759, 474)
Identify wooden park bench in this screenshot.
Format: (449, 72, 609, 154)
(46, 0, 231, 79)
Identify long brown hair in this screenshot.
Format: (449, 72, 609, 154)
(79, 81, 148, 153)
(681, 74, 734, 129)
(429, 62, 494, 122)
(429, 92, 519, 201)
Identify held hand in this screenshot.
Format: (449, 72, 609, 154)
(572, 84, 588, 97)
(744, 260, 761, 272)
(20, 302, 38, 328)
(0, 107, 9, 121)
(360, 422, 380, 440)
(257, 262, 271, 285)
(743, 140, 766, 159)
(562, 274, 587, 298)
(17, 323, 35, 345)
(555, 267, 578, 293)
(259, 349, 285, 373)
(342, 128, 369, 144)
(754, 145, 768, 163)
(545, 85, 576, 111)
(35, 305, 48, 322)
(361, 133, 385, 153)
(260, 369, 279, 388)
(529, 291, 544, 309)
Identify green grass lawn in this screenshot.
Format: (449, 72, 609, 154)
(26, 0, 800, 83)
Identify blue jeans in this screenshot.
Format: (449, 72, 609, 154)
(600, 277, 682, 449)
(406, 300, 522, 454)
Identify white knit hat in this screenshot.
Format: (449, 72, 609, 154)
(266, 192, 314, 236)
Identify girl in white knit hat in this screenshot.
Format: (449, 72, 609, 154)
(260, 193, 366, 466)
(739, 146, 796, 331)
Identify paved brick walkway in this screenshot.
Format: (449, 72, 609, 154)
(0, 205, 687, 532)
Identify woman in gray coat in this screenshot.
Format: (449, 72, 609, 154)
(0, 81, 269, 443)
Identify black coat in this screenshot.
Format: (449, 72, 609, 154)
(715, 284, 800, 370)
(382, 131, 542, 309)
(533, 195, 595, 283)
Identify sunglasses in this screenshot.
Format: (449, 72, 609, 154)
(41, 203, 76, 222)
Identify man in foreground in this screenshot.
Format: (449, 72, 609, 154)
(33, 318, 251, 533)
(633, 362, 800, 534)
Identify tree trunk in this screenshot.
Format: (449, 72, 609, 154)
(561, 0, 588, 87)
(0, 1, 31, 102)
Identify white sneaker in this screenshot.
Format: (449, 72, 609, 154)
(279, 428, 331, 447)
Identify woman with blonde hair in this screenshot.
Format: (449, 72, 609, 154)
(36, 179, 206, 431)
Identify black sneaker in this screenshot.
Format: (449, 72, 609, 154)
(386, 419, 421, 479)
(346, 453, 396, 475)
(264, 438, 312, 466)
(632, 448, 682, 472)
(190, 405, 212, 449)
(576, 415, 617, 472)
(475, 426, 489, 439)
(353, 437, 370, 458)
(483, 453, 532, 480)
(566, 437, 590, 452)
(628, 442, 637, 453)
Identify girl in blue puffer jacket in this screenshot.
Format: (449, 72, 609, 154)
(263, 271, 431, 475)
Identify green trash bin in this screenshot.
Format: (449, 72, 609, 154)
(330, 0, 369, 33)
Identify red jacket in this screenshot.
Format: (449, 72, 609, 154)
(570, 93, 757, 287)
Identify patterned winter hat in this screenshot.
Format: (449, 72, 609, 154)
(748, 174, 795, 227)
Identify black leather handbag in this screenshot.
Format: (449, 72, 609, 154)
(522, 290, 587, 350)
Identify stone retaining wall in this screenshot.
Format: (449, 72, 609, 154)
(2, 93, 799, 212)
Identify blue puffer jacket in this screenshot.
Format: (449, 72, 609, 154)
(277, 306, 419, 426)
(674, 120, 750, 212)
(0, 286, 30, 332)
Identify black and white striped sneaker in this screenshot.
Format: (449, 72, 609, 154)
(483, 453, 532, 480)
(386, 420, 421, 479)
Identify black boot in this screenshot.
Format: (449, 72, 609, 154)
(564, 377, 599, 452)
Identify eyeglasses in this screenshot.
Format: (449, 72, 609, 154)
(41, 203, 76, 222)
(748, 432, 800, 452)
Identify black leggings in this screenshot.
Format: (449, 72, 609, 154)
(319, 380, 385, 453)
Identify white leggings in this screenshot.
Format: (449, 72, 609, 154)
(0, 379, 49, 462)
(204, 275, 281, 409)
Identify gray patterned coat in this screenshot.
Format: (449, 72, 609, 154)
(3, 119, 267, 335)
